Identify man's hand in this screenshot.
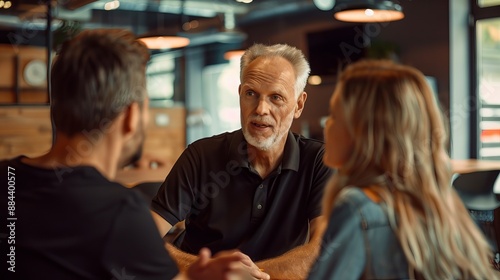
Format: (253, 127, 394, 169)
(185, 248, 270, 280)
(235, 252, 270, 280)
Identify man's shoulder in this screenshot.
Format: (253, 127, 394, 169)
(292, 133, 325, 150)
(189, 130, 243, 152)
(55, 175, 148, 220)
(0, 155, 22, 168)
(191, 130, 241, 144)
(290, 133, 327, 164)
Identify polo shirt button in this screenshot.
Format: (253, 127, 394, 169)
(257, 204, 262, 210)
(259, 184, 264, 189)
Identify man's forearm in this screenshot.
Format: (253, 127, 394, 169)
(165, 240, 316, 279)
(165, 243, 198, 272)
(256, 218, 326, 279)
(255, 237, 322, 280)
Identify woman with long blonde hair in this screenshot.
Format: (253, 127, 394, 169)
(308, 60, 497, 279)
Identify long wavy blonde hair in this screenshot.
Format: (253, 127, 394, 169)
(322, 60, 495, 279)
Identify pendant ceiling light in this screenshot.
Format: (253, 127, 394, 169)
(333, 0, 404, 22)
(137, 0, 190, 50)
(224, 49, 245, 61)
(137, 31, 190, 50)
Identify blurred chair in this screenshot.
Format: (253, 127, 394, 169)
(452, 170, 500, 266)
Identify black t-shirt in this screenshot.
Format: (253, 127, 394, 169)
(0, 156, 178, 280)
(152, 130, 333, 261)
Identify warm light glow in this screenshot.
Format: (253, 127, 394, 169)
(335, 9, 404, 22)
(104, 0, 120, 11)
(488, 25, 500, 42)
(182, 20, 200, 31)
(224, 50, 245, 61)
(0, 1, 5, 9)
(308, 75, 322, 85)
(236, 0, 253, 3)
(190, 20, 199, 29)
(138, 36, 190, 50)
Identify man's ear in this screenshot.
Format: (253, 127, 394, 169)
(122, 102, 140, 139)
(294, 91, 307, 119)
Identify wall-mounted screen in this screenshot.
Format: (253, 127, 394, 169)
(307, 24, 368, 76)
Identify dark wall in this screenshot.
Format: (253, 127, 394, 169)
(240, 0, 450, 140)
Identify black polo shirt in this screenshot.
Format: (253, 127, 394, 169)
(151, 130, 333, 261)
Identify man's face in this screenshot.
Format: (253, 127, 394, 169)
(239, 56, 306, 151)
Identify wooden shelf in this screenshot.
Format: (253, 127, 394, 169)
(0, 44, 49, 105)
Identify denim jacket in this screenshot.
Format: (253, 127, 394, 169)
(308, 187, 411, 280)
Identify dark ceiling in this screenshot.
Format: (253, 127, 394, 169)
(0, 0, 325, 47)
(0, 0, 320, 31)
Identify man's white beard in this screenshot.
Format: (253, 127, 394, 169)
(243, 131, 277, 151)
(242, 112, 295, 151)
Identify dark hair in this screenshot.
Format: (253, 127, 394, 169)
(50, 29, 150, 136)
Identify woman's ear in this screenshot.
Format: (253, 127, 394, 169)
(294, 91, 308, 119)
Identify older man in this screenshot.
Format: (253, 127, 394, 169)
(151, 43, 333, 279)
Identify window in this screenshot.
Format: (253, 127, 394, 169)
(200, 58, 241, 136)
(477, 18, 500, 159)
(479, 0, 500, 7)
(146, 53, 177, 104)
(473, 2, 500, 159)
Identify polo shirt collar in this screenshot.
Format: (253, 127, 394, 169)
(282, 131, 300, 171)
(229, 130, 249, 168)
(229, 129, 300, 172)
